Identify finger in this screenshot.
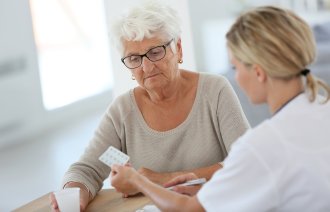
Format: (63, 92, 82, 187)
(164, 173, 196, 187)
(163, 177, 184, 187)
(110, 175, 117, 186)
(172, 185, 201, 196)
(123, 191, 140, 198)
(184, 172, 199, 180)
(49, 192, 55, 203)
(51, 207, 60, 212)
(111, 164, 120, 172)
(110, 170, 115, 178)
(49, 193, 58, 209)
(137, 167, 146, 173)
(80, 201, 87, 211)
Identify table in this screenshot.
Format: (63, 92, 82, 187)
(13, 189, 152, 212)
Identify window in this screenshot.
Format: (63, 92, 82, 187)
(30, 0, 112, 110)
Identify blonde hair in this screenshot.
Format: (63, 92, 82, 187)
(226, 6, 330, 103)
(110, 0, 181, 55)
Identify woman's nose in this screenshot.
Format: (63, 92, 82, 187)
(141, 56, 154, 71)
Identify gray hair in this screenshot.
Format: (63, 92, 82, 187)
(110, 0, 182, 55)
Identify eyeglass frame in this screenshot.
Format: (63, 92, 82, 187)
(121, 39, 174, 69)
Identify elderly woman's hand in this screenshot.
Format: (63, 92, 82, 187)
(49, 182, 90, 212)
(111, 166, 174, 197)
(49, 193, 60, 212)
(137, 167, 176, 185)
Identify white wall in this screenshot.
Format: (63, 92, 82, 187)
(0, 0, 112, 149)
(0, 0, 42, 147)
(188, 0, 330, 72)
(188, 0, 280, 72)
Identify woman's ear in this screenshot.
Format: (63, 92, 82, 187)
(176, 38, 183, 60)
(253, 64, 267, 83)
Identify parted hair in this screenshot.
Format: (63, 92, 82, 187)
(226, 6, 330, 103)
(110, 0, 181, 55)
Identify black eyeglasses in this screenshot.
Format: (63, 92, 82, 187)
(121, 39, 173, 69)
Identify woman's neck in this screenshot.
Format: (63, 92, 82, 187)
(146, 70, 193, 104)
(267, 77, 304, 115)
(147, 78, 182, 104)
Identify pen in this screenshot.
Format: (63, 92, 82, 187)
(167, 178, 206, 190)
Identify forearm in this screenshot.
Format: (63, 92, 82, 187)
(133, 174, 202, 212)
(188, 163, 223, 180)
(168, 163, 222, 181)
(63, 161, 109, 197)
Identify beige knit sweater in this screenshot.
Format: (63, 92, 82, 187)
(62, 73, 250, 197)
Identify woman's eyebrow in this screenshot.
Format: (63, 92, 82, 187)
(125, 43, 162, 57)
(124, 51, 140, 57)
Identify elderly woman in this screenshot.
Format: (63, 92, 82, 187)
(110, 6, 330, 212)
(50, 1, 249, 211)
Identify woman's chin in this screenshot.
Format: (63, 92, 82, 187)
(249, 97, 265, 105)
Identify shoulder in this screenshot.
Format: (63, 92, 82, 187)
(231, 120, 285, 165)
(268, 94, 330, 133)
(237, 121, 278, 146)
(198, 72, 235, 100)
(109, 90, 132, 108)
(197, 73, 243, 114)
(199, 72, 231, 90)
(106, 90, 134, 119)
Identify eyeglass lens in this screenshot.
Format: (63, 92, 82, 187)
(123, 46, 166, 69)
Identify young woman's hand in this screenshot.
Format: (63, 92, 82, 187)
(111, 164, 140, 196)
(163, 173, 201, 196)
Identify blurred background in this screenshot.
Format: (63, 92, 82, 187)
(1, 0, 330, 211)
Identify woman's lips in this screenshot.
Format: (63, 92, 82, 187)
(145, 73, 159, 79)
